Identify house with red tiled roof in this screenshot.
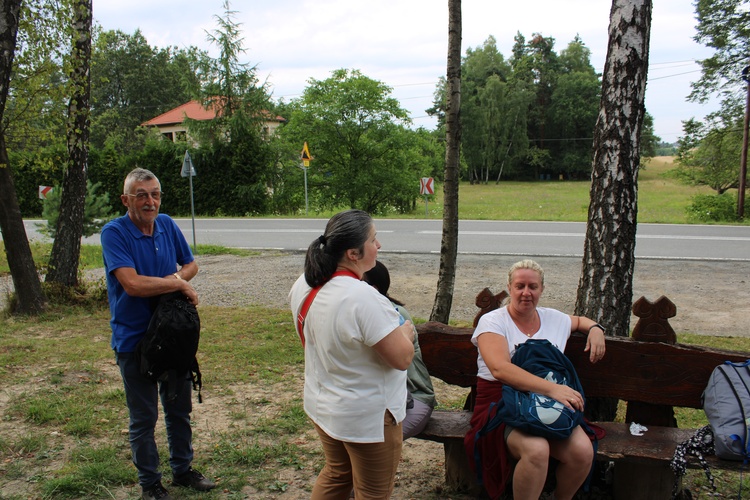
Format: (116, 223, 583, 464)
(141, 99, 286, 143)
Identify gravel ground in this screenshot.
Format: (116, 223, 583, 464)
(188, 251, 750, 337)
(3, 250, 748, 335)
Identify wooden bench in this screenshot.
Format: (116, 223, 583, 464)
(414, 289, 750, 500)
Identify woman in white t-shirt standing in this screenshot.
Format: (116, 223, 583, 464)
(464, 259, 607, 500)
(288, 209, 415, 500)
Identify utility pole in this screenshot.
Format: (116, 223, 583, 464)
(739, 65, 749, 219)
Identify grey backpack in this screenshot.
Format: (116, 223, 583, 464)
(702, 360, 750, 460)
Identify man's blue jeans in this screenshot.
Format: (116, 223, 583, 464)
(116, 351, 194, 489)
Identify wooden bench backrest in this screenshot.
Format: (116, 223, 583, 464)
(416, 321, 750, 410)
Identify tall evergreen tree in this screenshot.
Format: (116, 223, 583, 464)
(185, 0, 274, 215)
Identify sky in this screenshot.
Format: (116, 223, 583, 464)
(93, 0, 721, 144)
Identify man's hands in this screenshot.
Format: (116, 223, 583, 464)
(173, 274, 199, 305)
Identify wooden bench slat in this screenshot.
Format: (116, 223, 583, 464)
(416, 410, 472, 442)
(566, 335, 749, 408)
(594, 422, 693, 463)
(417, 411, 750, 474)
(415, 323, 476, 387)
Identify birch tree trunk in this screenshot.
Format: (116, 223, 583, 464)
(46, 0, 92, 287)
(575, 0, 652, 420)
(430, 0, 461, 323)
(0, 0, 47, 314)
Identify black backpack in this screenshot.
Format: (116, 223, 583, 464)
(136, 291, 202, 402)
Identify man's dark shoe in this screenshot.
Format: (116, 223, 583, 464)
(142, 481, 172, 500)
(171, 467, 216, 492)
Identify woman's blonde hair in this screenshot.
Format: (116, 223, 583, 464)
(507, 259, 545, 286)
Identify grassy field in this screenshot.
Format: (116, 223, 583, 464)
(0, 303, 318, 499)
(298, 156, 731, 224)
(436, 156, 715, 223)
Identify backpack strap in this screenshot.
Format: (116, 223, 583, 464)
(191, 357, 202, 403)
(295, 270, 359, 347)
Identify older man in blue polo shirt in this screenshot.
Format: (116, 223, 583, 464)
(101, 167, 214, 500)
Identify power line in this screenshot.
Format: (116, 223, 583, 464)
(649, 70, 702, 81)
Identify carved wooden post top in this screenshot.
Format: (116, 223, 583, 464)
(473, 287, 508, 327)
(631, 295, 677, 344)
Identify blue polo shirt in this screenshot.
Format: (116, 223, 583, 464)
(101, 213, 194, 353)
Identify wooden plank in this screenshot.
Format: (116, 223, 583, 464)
(416, 323, 476, 387)
(565, 334, 749, 408)
(416, 323, 750, 409)
(417, 412, 750, 473)
(416, 410, 472, 442)
(594, 422, 694, 463)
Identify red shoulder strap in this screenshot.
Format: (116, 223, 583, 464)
(296, 270, 359, 347)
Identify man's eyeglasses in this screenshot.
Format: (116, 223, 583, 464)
(125, 191, 163, 201)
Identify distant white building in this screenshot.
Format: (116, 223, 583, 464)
(141, 99, 286, 143)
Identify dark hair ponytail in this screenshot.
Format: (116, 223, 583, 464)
(304, 209, 373, 287)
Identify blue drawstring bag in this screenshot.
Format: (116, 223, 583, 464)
(488, 339, 584, 440)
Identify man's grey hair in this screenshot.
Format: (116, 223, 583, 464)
(123, 168, 160, 194)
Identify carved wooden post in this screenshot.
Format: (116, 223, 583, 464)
(626, 296, 678, 427)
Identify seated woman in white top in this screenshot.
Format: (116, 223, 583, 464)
(464, 259, 606, 500)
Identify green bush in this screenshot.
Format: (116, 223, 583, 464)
(685, 193, 745, 222)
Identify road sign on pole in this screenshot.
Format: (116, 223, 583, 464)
(420, 177, 434, 195)
(300, 142, 313, 215)
(182, 150, 197, 252)
(181, 151, 197, 178)
(301, 142, 312, 167)
(420, 177, 434, 217)
(38, 185, 53, 199)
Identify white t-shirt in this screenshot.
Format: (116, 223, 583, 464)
(472, 306, 572, 381)
(289, 273, 407, 443)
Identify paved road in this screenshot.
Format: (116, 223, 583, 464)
(17, 218, 750, 261)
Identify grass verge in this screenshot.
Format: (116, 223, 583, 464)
(0, 303, 323, 499)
